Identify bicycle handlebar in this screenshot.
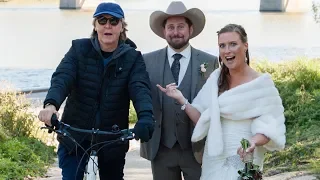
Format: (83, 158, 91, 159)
(41, 114, 135, 177)
(41, 114, 134, 140)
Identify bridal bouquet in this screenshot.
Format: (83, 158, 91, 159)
(237, 138, 263, 180)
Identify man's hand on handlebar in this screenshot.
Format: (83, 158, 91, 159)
(38, 105, 59, 126)
(133, 118, 155, 143)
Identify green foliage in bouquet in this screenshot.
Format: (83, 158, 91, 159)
(238, 138, 263, 180)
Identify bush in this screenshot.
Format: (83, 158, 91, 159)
(129, 101, 138, 124)
(0, 137, 56, 179)
(0, 87, 56, 179)
(253, 58, 320, 175)
(0, 124, 9, 141)
(0, 91, 34, 137)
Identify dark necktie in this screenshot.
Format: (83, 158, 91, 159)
(171, 53, 183, 85)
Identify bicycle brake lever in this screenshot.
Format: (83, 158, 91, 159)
(45, 124, 54, 133)
(41, 125, 54, 133)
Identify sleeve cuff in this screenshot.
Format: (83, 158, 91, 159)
(43, 99, 59, 110)
(251, 115, 286, 151)
(137, 110, 154, 122)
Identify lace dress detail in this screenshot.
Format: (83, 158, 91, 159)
(222, 155, 245, 170)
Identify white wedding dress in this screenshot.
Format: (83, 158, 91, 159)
(200, 117, 266, 180)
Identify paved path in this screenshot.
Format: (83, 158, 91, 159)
(37, 145, 153, 180)
(37, 147, 318, 180)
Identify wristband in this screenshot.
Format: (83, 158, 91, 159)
(181, 98, 189, 110)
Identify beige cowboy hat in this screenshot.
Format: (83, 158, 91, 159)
(149, 1, 206, 39)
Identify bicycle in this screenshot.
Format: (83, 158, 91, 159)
(41, 114, 135, 180)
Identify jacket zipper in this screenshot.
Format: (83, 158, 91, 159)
(91, 55, 117, 129)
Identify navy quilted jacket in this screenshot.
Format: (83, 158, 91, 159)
(44, 37, 153, 152)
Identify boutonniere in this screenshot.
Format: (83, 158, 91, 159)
(200, 62, 208, 77)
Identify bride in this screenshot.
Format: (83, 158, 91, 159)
(157, 24, 286, 179)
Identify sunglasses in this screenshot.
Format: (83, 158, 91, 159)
(97, 16, 120, 26)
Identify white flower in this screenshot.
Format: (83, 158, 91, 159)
(200, 62, 208, 76)
(201, 67, 207, 73)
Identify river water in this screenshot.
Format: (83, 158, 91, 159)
(0, 0, 320, 90)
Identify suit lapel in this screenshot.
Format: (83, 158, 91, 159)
(191, 47, 200, 100)
(156, 47, 167, 106)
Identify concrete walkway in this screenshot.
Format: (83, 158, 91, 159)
(37, 145, 153, 180)
(37, 144, 318, 180)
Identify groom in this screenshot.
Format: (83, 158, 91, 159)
(140, 1, 219, 180)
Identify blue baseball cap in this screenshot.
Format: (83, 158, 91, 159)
(93, 2, 124, 19)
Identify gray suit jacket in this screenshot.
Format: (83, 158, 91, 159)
(140, 46, 219, 164)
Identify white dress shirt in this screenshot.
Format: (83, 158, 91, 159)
(167, 44, 191, 86)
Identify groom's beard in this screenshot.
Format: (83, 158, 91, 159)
(167, 35, 189, 50)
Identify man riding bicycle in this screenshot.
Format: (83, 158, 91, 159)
(38, 2, 155, 180)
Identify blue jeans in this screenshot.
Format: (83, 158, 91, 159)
(57, 141, 126, 180)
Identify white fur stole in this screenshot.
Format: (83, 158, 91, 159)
(191, 68, 286, 157)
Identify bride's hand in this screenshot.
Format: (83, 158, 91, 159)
(237, 141, 256, 161)
(157, 83, 185, 104)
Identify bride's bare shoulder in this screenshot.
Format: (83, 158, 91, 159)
(249, 68, 261, 80)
